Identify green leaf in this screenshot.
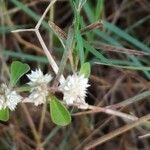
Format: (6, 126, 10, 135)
(0, 50, 49, 64)
(50, 96, 71, 126)
(95, 62, 150, 71)
(79, 62, 91, 78)
(10, 61, 30, 86)
(0, 108, 9, 121)
(75, 29, 85, 65)
(73, 3, 85, 65)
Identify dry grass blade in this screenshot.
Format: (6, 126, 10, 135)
(80, 21, 103, 34)
(48, 21, 67, 40)
(138, 133, 150, 139)
(48, 21, 103, 40)
(21, 104, 43, 149)
(35, 0, 57, 29)
(110, 90, 150, 108)
(84, 114, 150, 150)
(92, 42, 150, 56)
(72, 104, 138, 121)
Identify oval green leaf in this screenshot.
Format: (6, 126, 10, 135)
(50, 96, 71, 126)
(10, 61, 30, 86)
(0, 108, 9, 121)
(79, 62, 91, 78)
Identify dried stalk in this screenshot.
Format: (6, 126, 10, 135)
(21, 104, 43, 150)
(72, 104, 138, 122)
(84, 114, 150, 149)
(12, 0, 65, 83)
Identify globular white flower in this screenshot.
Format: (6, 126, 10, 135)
(27, 85, 49, 106)
(27, 69, 52, 86)
(25, 69, 52, 106)
(59, 74, 90, 109)
(0, 84, 22, 111)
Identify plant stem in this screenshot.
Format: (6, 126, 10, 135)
(35, 29, 65, 83)
(39, 103, 47, 134)
(21, 104, 43, 150)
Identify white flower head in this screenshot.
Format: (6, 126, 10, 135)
(27, 85, 48, 106)
(27, 69, 52, 86)
(25, 69, 52, 106)
(59, 74, 90, 109)
(0, 84, 22, 111)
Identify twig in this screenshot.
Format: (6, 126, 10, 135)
(72, 104, 138, 121)
(91, 41, 150, 56)
(35, 0, 57, 29)
(80, 21, 103, 34)
(12, 28, 36, 33)
(49, 4, 55, 49)
(38, 103, 47, 134)
(138, 133, 150, 139)
(84, 114, 150, 149)
(35, 30, 65, 83)
(109, 90, 150, 108)
(5, 4, 44, 54)
(35, 30, 58, 73)
(21, 104, 43, 150)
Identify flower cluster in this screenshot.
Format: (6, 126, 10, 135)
(25, 69, 52, 106)
(59, 74, 90, 109)
(0, 84, 22, 111)
(0, 69, 90, 110)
